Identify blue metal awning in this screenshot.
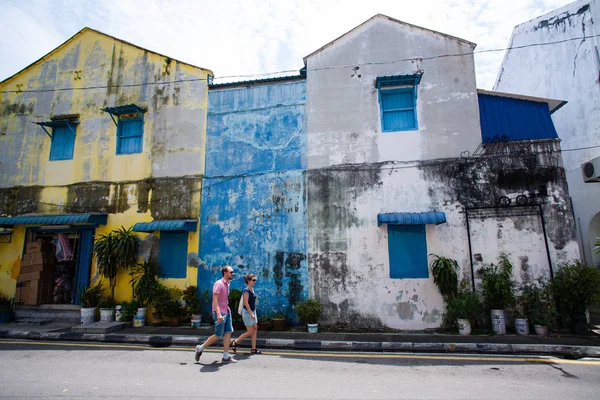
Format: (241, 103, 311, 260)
(376, 73, 423, 88)
(377, 212, 446, 226)
(133, 219, 197, 233)
(0, 213, 108, 227)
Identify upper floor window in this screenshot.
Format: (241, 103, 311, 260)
(377, 74, 422, 132)
(35, 115, 79, 161)
(101, 104, 146, 155)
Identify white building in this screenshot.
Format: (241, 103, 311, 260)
(304, 15, 579, 329)
(494, 0, 600, 266)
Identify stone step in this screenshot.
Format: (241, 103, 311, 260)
(71, 321, 129, 334)
(15, 305, 81, 324)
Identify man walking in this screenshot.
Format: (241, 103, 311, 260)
(195, 265, 237, 363)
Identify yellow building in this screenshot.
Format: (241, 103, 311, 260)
(0, 28, 212, 309)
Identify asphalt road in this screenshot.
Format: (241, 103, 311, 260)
(1, 339, 599, 399)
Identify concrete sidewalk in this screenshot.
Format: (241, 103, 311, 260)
(2, 321, 600, 358)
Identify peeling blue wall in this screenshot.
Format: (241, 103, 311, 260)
(200, 80, 307, 318)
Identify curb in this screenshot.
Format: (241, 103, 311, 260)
(1, 330, 599, 358)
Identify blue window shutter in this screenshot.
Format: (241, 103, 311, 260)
(387, 225, 428, 279)
(49, 125, 75, 160)
(158, 231, 188, 278)
(380, 88, 417, 131)
(117, 118, 143, 154)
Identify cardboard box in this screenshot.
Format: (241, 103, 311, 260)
(20, 264, 45, 274)
(25, 241, 42, 253)
(18, 271, 42, 282)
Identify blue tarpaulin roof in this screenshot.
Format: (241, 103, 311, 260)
(0, 213, 107, 227)
(377, 212, 446, 226)
(133, 219, 197, 232)
(478, 93, 559, 143)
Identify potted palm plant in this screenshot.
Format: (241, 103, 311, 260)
(149, 283, 171, 325)
(550, 261, 600, 335)
(480, 254, 515, 335)
(295, 298, 323, 333)
(430, 254, 459, 301)
(92, 226, 140, 303)
(78, 282, 104, 324)
(129, 259, 159, 326)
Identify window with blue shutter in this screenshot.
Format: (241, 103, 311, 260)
(117, 115, 143, 155)
(101, 104, 146, 155)
(158, 231, 188, 278)
(377, 74, 421, 132)
(49, 125, 76, 161)
(387, 225, 429, 279)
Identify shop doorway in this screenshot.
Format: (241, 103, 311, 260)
(17, 227, 94, 306)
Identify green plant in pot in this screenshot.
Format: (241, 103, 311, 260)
(228, 288, 244, 329)
(479, 254, 515, 335)
(295, 298, 323, 333)
(149, 283, 171, 324)
(271, 309, 286, 331)
(118, 299, 140, 322)
(550, 261, 600, 335)
(182, 285, 203, 326)
(92, 226, 140, 302)
(430, 254, 459, 300)
(0, 292, 15, 323)
(443, 287, 483, 335)
(521, 281, 556, 335)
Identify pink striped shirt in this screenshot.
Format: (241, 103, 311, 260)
(212, 278, 230, 314)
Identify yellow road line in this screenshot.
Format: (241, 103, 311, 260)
(1, 339, 599, 365)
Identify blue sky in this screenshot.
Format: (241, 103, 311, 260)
(0, 0, 571, 89)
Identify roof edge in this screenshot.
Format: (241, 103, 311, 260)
(1, 27, 213, 86)
(477, 89, 567, 114)
(303, 14, 476, 63)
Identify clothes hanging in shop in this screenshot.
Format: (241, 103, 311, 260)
(53, 233, 73, 262)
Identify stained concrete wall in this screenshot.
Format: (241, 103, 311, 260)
(305, 16, 579, 330)
(200, 80, 308, 317)
(0, 28, 210, 299)
(493, 1, 600, 266)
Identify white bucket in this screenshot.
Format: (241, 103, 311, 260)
(534, 324, 548, 336)
(457, 318, 471, 335)
(100, 308, 114, 322)
(80, 307, 95, 325)
(307, 323, 318, 333)
(137, 307, 147, 318)
(115, 305, 123, 322)
(191, 314, 202, 328)
(491, 310, 506, 335)
(134, 315, 145, 328)
(515, 318, 529, 335)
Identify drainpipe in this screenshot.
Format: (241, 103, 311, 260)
(465, 207, 476, 291)
(538, 204, 554, 280)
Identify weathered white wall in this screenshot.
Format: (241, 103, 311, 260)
(305, 16, 484, 329)
(494, 0, 600, 265)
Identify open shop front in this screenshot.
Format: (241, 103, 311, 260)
(0, 214, 108, 306)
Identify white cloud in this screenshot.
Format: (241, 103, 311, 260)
(0, 0, 574, 89)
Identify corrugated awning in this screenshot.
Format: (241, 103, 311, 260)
(0, 213, 108, 227)
(377, 212, 446, 226)
(133, 219, 197, 233)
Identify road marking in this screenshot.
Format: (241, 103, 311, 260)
(2, 339, 599, 365)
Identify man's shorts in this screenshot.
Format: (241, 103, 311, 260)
(242, 308, 258, 326)
(212, 312, 233, 338)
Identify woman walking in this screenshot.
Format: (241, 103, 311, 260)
(231, 273, 262, 354)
